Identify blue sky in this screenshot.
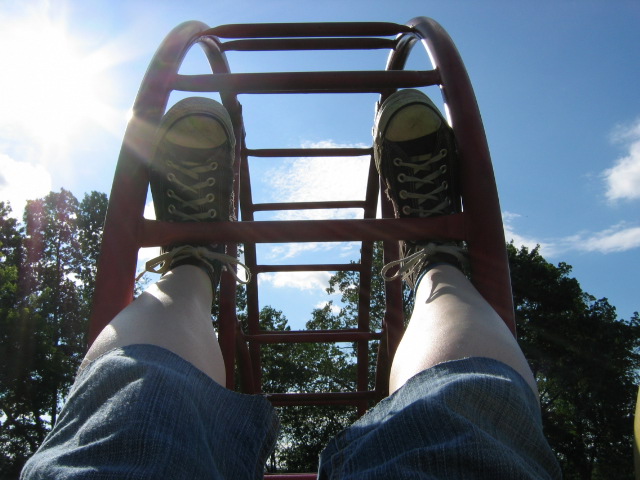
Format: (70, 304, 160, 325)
(0, 0, 638, 327)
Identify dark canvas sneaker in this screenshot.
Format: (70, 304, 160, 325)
(140, 97, 249, 289)
(374, 89, 466, 288)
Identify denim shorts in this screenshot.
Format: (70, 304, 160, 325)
(21, 344, 560, 479)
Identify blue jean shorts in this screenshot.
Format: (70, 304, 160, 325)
(21, 345, 560, 479)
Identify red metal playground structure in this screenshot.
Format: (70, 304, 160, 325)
(88, 18, 515, 479)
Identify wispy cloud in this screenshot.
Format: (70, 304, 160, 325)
(603, 119, 640, 202)
(262, 140, 371, 259)
(260, 271, 332, 293)
(504, 211, 640, 256)
(266, 140, 371, 221)
(568, 223, 640, 254)
(0, 153, 52, 219)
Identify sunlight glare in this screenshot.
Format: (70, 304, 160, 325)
(0, 9, 119, 151)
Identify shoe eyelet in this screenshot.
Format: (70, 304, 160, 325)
(399, 190, 408, 199)
(442, 181, 449, 190)
(168, 204, 176, 214)
(402, 206, 411, 215)
(439, 165, 447, 173)
(167, 173, 176, 182)
(440, 148, 447, 156)
(205, 193, 215, 203)
(393, 158, 402, 166)
(206, 177, 216, 186)
(209, 162, 218, 171)
(208, 209, 217, 218)
(167, 189, 176, 199)
(397, 174, 406, 182)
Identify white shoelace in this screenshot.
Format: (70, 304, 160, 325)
(166, 158, 219, 221)
(136, 245, 251, 284)
(380, 243, 466, 287)
(395, 148, 450, 217)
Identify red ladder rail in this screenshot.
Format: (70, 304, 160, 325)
(89, 17, 514, 434)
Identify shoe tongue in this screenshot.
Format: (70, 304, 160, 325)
(395, 133, 437, 157)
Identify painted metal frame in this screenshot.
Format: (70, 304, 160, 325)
(88, 20, 514, 476)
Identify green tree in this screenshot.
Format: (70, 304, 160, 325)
(263, 241, 639, 477)
(0, 201, 37, 479)
(508, 244, 640, 479)
(0, 190, 108, 478)
(22, 189, 84, 426)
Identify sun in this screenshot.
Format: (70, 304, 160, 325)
(0, 7, 120, 151)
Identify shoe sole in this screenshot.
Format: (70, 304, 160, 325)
(373, 89, 446, 170)
(156, 97, 236, 165)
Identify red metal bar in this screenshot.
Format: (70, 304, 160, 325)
(247, 147, 371, 157)
(266, 391, 376, 406)
(408, 17, 516, 333)
(265, 475, 316, 480)
(88, 21, 213, 345)
(222, 37, 396, 51)
(172, 70, 440, 94)
(251, 201, 366, 211)
(245, 329, 381, 344)
(254, 264, 362, 273)
(140, 215, 466, 246)
(205, 22, 411, 39)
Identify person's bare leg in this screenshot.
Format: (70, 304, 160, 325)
(81, 97, 240, 385)
(374, 90, 537, 397)
(82, 265, 225, 384)
(390, 264, 537, 395)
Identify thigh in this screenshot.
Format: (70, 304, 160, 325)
(21, 345, 279, 480)
(319, 357, 561, 480)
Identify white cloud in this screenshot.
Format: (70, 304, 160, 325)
(604, 119, 640, 202)
(504, 211, 640, 256)
(572, 223, 640, 254)
(260, 140, 372, 259)
(260, 271, 332, 293)
(0, 153, 52, 219)
(266, 140, 370, 221)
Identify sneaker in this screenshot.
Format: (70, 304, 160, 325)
(139, 97, 249, 288)
(373, 89, 466, 288)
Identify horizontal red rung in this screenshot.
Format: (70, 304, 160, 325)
(244, 329, 381, 344)
(204, 22, 412, 39)
(264, 475, 316, 480)
(140, 215, 465, 247)
(246, 147, 372, 157)
(172, 70, 440, 94)
(251, 201, 366, 212)
(265, 390, 376, 406)
(222, 37, 396, 52)
(254, 264, 362, 273)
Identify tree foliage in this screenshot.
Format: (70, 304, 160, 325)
(0, 190, 108, 478)
(1, 190, 638, 480)
(508, 243, 640, 479)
